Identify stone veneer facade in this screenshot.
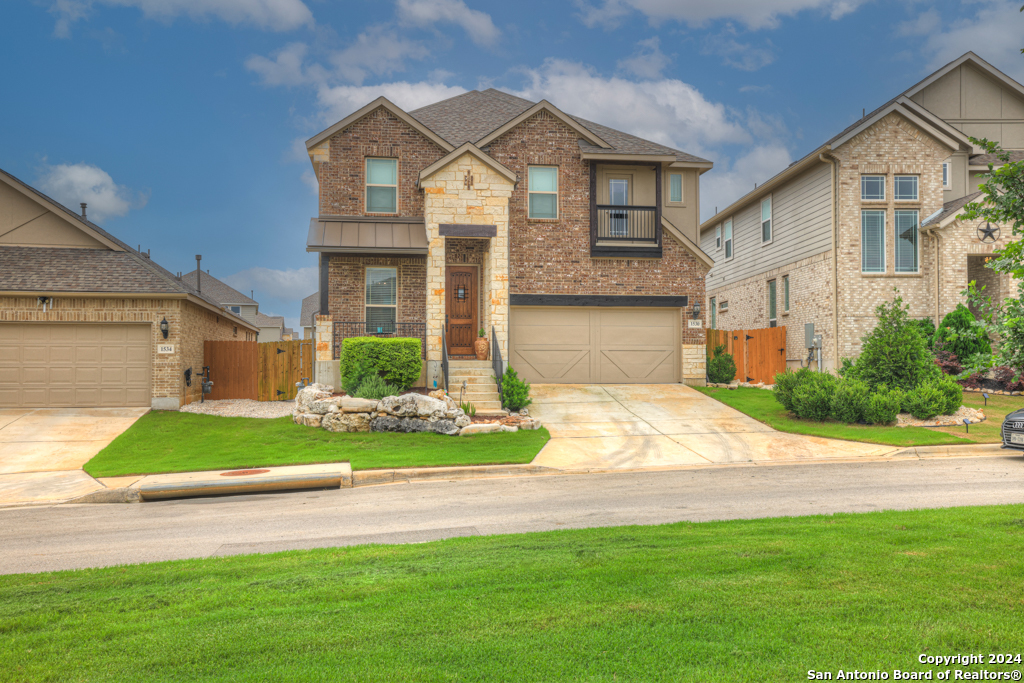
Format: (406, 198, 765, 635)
(0, 295, 247, 408)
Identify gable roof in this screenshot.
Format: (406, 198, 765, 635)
(903, 51, 1024, 104)
(300, 292, 319, 327)
(255, 312, 285, 329)
(922, 191, 985, 228)
(418, 142, 518, 184)
(305, 96, 454, 152)
(181, 269, 257, 306)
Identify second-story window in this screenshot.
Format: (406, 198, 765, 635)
(724, 219, 733, 259)
(894, 175, 918, 201)
(861, 175, 885, 201)
(528, 166, 558, 219)
(761, 196, 772, 243)
(669, 173, 683, 203)
(366, 158, 398, 214)
(715, 225, 721, 250)
(861, 210, 885, 273)
(942, 162, 951, 190)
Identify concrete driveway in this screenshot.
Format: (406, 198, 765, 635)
(0, 407, 148, 505)
(530, 384, 895, 470)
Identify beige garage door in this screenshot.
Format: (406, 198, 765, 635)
(509, 307, 680, 384)
(0, 323, 152, 407)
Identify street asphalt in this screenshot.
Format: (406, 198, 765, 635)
(1, 455, 1022, 575)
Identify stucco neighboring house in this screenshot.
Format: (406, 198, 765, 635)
(180, 269, 258, 325)
(255, 312, 285, 342)
(700, 52, 1024, 371)
(0, 167, 258, 409)
(305, 88, 714, 389)
(300, 292, 319, 339)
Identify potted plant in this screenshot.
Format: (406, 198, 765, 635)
(474, 328, 489, 361)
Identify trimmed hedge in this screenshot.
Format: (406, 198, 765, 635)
(340, 337, 422, 392)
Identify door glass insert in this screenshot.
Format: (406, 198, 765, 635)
(609, 178, 629, 237)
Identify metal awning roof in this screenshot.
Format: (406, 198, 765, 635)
(306, 217, 429, 254)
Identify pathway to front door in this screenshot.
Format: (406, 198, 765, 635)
(530, 384, 896, 470)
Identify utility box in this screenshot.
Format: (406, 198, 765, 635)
(804, 323, 815, 349)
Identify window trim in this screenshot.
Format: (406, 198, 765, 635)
(861, 174, 886, 202)
(715, 225, 722, 250)
(668, 172, 684, 204)
(767, 279, 777, 326)
(894, 175, 919, 202)
(861, 209, 886, 274)
(364, 266, 398, 330)
(365, 157, 399, 215)
(723, 218, 733, 261)
(761, 195, 773, 245)
(782, 274, 790, 313)
(942, 162, 951, 191)
(894, 209, 920, 274)
(528, 165, 559, 220)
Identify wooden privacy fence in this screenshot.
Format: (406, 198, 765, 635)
(203, 341, 257, 400)
(706, 326, 787, 385)
(257, 339, 313, 402)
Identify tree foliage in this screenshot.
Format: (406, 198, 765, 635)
(848, 290, 939, 392)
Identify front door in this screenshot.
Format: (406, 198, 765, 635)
(446, 266, 478, 356)
(609, 177, 630, 237)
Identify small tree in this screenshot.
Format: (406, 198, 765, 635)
(850, 290, 938, 392)
(707, 344, 737, 384)
(933, 304, 990, 361)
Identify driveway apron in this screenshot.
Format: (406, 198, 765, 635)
(530, 384, 894, 470)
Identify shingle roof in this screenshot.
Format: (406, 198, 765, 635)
(181, 269, 257, 306)
(300, 292, 319, 327)
(922, 191, 985, 227)
(409, 88, 710, 165)
(970, 151, 1024, 166)
(255, 312, 285, 328)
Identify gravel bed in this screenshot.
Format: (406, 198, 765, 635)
(179, 399, 296, 419)
(895, 405, 984, 428)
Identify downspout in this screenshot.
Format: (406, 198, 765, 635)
(819, 151, 840, 372)
(927, 228, 940, 323)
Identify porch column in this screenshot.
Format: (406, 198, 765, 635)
(313, 314, 339, 389)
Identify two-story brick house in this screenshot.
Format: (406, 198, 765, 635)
(701, 52, 1024, 371)
(305, 89, 714, 392)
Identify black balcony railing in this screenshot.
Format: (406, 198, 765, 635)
(333, 321, 427, 359)
(594, 205, 658, 242)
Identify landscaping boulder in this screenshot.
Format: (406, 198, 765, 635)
(370, 416, 430, 433)
(322, 412, 371, 433)
(301, 414, 324, 428)
(500, 425, 518, 433)
(341, 397, 379, 413)
(518, 418, 542, 430)
(454, 414, 471, 428)
(459, 423, 502, 436)
(428, 389, 446, 400)
(308, 398, 342, 415)
(296, 384, 333, 413)
(379, 393, 448, 421)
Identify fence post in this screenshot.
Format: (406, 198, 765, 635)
(314, 315, 339, 390)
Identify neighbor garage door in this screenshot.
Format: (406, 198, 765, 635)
(509, 307, 680, 384)
(0, 323, 152, 407)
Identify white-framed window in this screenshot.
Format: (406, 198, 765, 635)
(894, 175, 918, 201)
(768, 279, 777, 327)
(715, 225, 722, 250)
(719, 300, 729, 312)
(669, 173, 683, 203)
(894, 210, 920, 273)
(365, 267, 397, 332)
(723, 219, 733, 260)
(861, 175, 885, 201)
(783, 275, 790, 313)
(366, 158, 398, 214)
(229, 306, 241, 314)
(710, 297, 717, 329)
(861, 210, 886, 273)
(942, 162, 951, 190)
(528, 166, 558, 219)
(761, 196, 772, 243)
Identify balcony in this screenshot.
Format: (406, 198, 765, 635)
(589, 161, 663, 258)
(594, 205, 659, 242)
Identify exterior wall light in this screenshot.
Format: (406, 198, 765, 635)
(160, 318, 169, 339)
(692, 301, 701, 319)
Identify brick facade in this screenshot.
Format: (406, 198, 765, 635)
(178, 301, 248, 405)
(326, 255, 427, 325)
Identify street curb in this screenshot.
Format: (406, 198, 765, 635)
(353, 464, 561, 486)
(70, 487, 142, 504)
(888, 443, 1007, 458)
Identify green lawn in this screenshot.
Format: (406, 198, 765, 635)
(84, 411, 549, 478)
(695, 386, 1020, 447)
(2, 505, 1023, 681)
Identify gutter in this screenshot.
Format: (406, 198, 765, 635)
(926, 228, 940, 323)
(819, 152, 841, 371)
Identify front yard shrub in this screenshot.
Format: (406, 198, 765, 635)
(773, 368, 808, 412)
(340, 337, 422, 392)
(501, 367, 532, 411)
(903, 383, 947, 420)
(864, 387, 905, 425)
(909, 317, 936, 350)
(934, 304, 991, 361)
(830, 377, 871, 424)
(933, 347, 962, 376)
(708, 344, 737, 384)
(353, 374, 402, 401)
(992, 365, 1024, 393)
(791, 372, 837, 422)
(934, 376, 963, 415)
(850, 290, 939, 392)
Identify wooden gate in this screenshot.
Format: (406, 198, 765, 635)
(204, 341, 257, 400)
(258, 339, 313, 402)
(706, 326, 787, 385)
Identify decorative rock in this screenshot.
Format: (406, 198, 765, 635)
(301, 414, 324, 428)
(322, 412, 371, 433)
(308, 398, 342, 415)
(428, 389, 446, 400)
(500, 425, 518, 433)
(296, 384, 333, 412)
(459, 423, 502, 436)
(444, 396, 459, 412)
(379, 393, 448, 420)
(519, 408, 529, 416)
(454, 414, 471, 428)
(371, 416, 430, 433)
(429, 419, 460, 436)
(519, 419, 541, 430)
(341, 397, 380, 413)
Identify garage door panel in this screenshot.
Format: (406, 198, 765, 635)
(513, 347, 592, 383)
(0, 323, 151, 407)
(600, 349, 675, 383)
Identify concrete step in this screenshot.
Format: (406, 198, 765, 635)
(450, 377, 498, 389)
(448, 360, 493, 368)
(462, 391, 500, 403)
(448, 367, 495, 377)
(461, 400, 502, 412)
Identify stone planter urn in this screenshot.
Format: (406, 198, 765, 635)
(474, 329, 489, 361)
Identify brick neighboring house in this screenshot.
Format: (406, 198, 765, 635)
(0, 167, 258, 409)
(305, 89, 714, 388)
(701, 52, 1024, 371)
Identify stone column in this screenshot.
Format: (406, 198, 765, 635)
(313, 314, 340, 390)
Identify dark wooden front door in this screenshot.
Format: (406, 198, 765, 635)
(446, 266, 478, 356)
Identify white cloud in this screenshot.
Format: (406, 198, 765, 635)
(617, 37, 671, 79)
(223, 266, 318, 302)
(897, 8, 941, 37)
(245, 42, 322, 87)
(49, 0, 314, 37)
(910, 1, 1024, 81)
(328, 25, 430, 84)
(396, 0, 500, 47)
(576, 0, 870, 31)
(700, 144, 793, 221)
(702, 27, 775, 71)
(36, 163, 148, 222)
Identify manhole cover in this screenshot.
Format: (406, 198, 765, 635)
(220, 469, 270, 477)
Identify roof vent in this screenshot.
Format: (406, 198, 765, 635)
(195, 255, 202, 293)
(80, 203, 87, 219)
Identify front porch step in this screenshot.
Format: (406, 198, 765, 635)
(448, 359, 493, 368)
(462, 401, 502, 413)
(447, 367, 495, 377)
(449, 374, 497, 386)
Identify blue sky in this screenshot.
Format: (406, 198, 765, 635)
(2, 0, 1022, 327)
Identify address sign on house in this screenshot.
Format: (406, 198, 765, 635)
(157, 344, 175, 354)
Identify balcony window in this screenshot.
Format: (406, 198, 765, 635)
(365, 267, 397, 333)
(761, 197, 772, 243)
(669, 173, 683, 203)
(895, 210, 919, 273)
(861, 210, 885, 273)
(861, 175, 885, 201)
(528, 166, 558, 219)
(608, 178, 629, 237)
(366, 158, 398, 213)
(894, 175, 918, 201)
